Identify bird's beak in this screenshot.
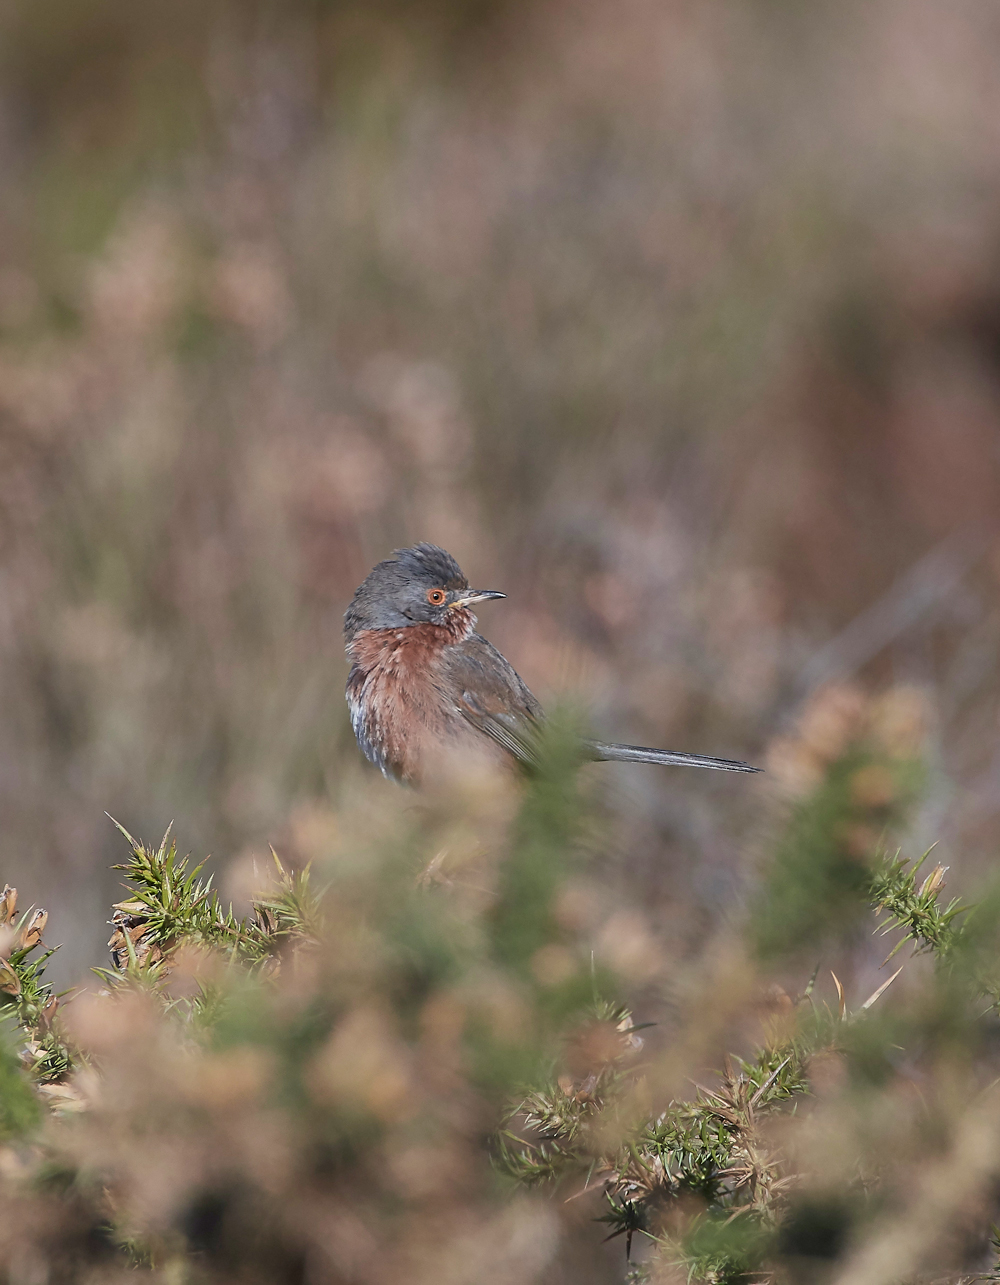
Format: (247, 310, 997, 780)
(450, 589, 506, 607)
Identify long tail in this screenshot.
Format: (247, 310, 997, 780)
(588, 740, 762, 773)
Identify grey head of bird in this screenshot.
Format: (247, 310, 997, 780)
(343, 543, 505, 640)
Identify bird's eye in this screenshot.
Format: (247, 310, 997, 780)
(427, 588, 447, 606)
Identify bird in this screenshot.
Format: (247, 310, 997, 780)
(344, 543, 761, 784)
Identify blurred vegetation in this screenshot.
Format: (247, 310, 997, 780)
(1, 1, 1000, 1280)
(0, 0, 999, 992)
(1, 729, 1000, 1282)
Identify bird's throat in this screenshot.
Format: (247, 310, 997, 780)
(346, 609, 476, 671)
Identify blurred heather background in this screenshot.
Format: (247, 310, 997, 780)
(1, 0, 999, 982)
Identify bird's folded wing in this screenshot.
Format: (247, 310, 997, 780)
(437, 635, 543, 767)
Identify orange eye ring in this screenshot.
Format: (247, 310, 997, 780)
(427, 588, 447, 606)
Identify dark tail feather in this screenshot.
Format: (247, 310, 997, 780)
(588, 740, 762, 774)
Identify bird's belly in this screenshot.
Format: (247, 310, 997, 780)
(347, 648, 508, 785)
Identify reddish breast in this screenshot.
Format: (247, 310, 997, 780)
(346, 610, 476, 781)
(348, 610, 473, 670)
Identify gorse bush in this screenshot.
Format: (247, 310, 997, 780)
(1, 718, 1000, 1284)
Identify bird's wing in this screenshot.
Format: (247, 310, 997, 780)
(436, 634, 544, 767)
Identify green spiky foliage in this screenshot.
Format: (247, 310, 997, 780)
(498, 737, 1000, 1284)
(2, 732, 1000, 1283)
(102, 818, 320, 976)
(868, 850, 967, 962)
(10, 949, 76, 1086)
(499, 845, 976, 1280)
(0, 720, 619, 1276)
(500, 994, 824, 1271)
(0, 823, 322, 1139)
(0, 890, 76, 1090)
